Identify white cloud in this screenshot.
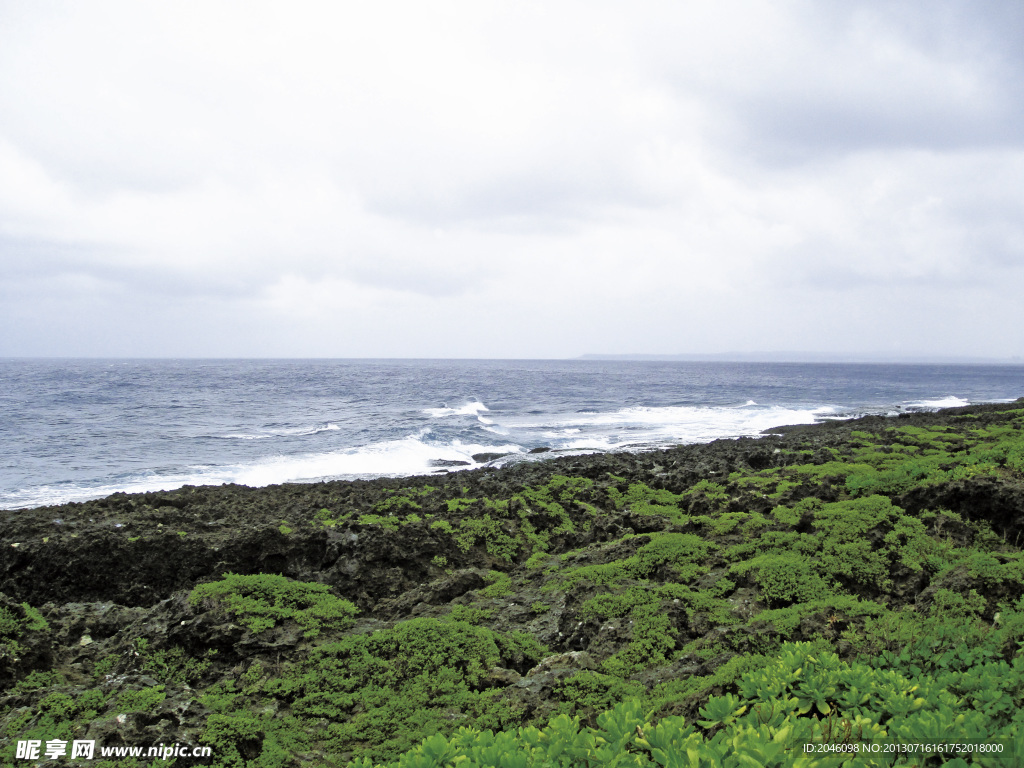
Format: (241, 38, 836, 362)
(0, 1, 1021, 358)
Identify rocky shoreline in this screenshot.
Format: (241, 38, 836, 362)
(2, 398, 1023, 766)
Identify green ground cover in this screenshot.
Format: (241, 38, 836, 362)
(3, 404, 1024, 766)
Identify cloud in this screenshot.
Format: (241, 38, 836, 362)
(0, 1, 1021, 358)
(641, 2, 1024, 163)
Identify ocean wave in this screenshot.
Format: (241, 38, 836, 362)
(217, 423, 342, 440)
(5, 359, 1020, 512)
(219, 436, 523, 486)
(423, 401, 490, 419)
(305, 423, 342, 435)
(0, 434, 522, 509)
(0, 402, 840, 509)
(562, 435, 618, 450)
(0, 473, 217, 510)
(513, 404, 832, 441)
(906, 396, 970, 409)
(541, 428, 582, 438)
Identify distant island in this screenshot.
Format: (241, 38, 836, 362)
(579, 352, 1024, 364)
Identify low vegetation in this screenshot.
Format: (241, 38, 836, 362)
(2, 403, 1024, 765)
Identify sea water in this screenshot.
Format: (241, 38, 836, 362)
(1, 358, 1021, 509)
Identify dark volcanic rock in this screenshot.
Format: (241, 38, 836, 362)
(1, 397, 1022, 763)
(0, 594, 54, 688)
(2, 398, 1021, 609)
(471, 452, 511, 463)
(899, 475, 1024, 543)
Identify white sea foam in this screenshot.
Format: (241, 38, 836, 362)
(906, 396, 970, 409)
(423, 401, 490, 418)
(219, 423, 341, 439)
(0, 401, 837, 510)
(513, 404, 831, 445)
(1, 473, 220, 510)
(541, 428, 584, 438)
(562, 435, 618, 450)
(224, 436, 522, 486)
(6, 359, 1020, 513)
(0, 433, 523, 509)
(304, 423, 342, 435)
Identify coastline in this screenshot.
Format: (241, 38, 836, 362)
(2, 397, 1023, 765)
(6, 357, 1024, 512)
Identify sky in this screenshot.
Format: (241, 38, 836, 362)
(1, 0, 1022, 360)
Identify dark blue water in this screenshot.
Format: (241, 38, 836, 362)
(1, 358, 1021, 509)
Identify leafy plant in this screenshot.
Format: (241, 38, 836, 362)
(189, 573, 358, 638)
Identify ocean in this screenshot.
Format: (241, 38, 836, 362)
(1, 358, 1021, 510)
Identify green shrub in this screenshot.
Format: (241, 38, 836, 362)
(133, 639, 217, 685)
(812, 495, 926, 590)
(265, 618, 546, 762)
(350, 638, 1024, 768)
(0, 602, 48, 660)
(556, 671, 644, 717)
(455, 515, 521, 560)
(608, 482, 686, 521)
(729, 554, 833, 606)
(629, 533, 714, 581)
(480, 570, 513, 598)
(189, 573, 358, 638)
(116, 685, 167, 712)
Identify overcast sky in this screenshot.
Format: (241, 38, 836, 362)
(1, 1, 1022, 359)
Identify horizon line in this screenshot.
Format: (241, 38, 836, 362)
(1, 353, 1022, 365)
